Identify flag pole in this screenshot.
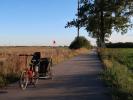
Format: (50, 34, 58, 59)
(77, 0, 80, 38)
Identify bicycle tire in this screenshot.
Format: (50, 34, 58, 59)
(47, 58, 53, 79)
(19, 71, 29, 90)
(32, 72, 39, 86)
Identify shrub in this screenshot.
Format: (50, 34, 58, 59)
(5, 73, 19, 84)
(0, 75, 6, 87)
(69, 36, 91, 49)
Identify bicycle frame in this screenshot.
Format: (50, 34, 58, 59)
(19, 54, 38, 90)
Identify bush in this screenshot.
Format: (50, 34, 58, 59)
(69, 36, 91, 49)
(5, 73, 19, 84)
(0, 73, 19, 88)
(0, 75, 6, 87)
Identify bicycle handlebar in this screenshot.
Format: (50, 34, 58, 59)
(19, 54, 34, 56)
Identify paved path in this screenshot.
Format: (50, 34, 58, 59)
(0, 50, 111, 100)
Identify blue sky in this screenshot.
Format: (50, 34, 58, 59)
(0, 0, 132, 46)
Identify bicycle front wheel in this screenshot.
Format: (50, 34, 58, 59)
(19, 71, 29, 90)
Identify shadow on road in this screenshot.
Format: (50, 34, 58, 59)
(29, 72, 110, 100)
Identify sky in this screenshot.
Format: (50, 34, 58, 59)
(0, 0, 132, 46)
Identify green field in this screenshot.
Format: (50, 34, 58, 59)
(99, 48, 133, 100)
(99, 48, 133, 69)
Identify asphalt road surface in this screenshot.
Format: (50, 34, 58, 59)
(0, 49, 111, 100)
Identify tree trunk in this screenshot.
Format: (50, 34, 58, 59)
(100, 35, 106, 48)
(100, 9, 106, 48)
(77, 25, 80, 38)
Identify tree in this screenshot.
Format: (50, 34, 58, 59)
(66, 0, 133, 47)
(69, 36, 91, 49)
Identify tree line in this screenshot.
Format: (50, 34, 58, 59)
(106, 42, 133, 48)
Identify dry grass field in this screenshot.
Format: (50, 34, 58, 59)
(0, 46, 89, 86)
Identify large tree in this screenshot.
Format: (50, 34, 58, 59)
(66, 0, 133, 47)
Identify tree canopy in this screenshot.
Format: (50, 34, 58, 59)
(66, 0, 133, 47)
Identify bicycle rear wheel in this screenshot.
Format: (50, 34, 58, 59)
(32, 72, 39, 86)
(19, 71, 29, 90)
(47, 58, 53, 79)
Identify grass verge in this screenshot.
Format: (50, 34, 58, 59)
(99, 48, 133, 100)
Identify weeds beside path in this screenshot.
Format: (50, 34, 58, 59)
(99, 48, 133, 100)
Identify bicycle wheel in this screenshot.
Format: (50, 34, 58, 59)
(32, 72, 39, 86)
(47, 58, 53, 79)
(19, 71, 29, 90)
